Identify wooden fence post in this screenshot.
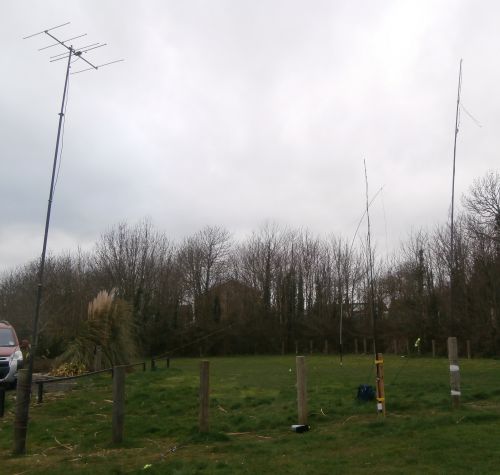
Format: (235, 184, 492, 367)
(112, 365, 126, 444)
(151, 359, 156, 371)
(354, 338, 359, 354)
(94, 346, 102, 372)
(37, 382, 44, 404)
(363, 338, 367, 354)
(199, 360, 210, 432)
(466, 340, 471, 359)
(447, 337, 461, 408)
(432, 339, 436, 358)
(13, 369, 30, 454)
(296, 356, 308, 425)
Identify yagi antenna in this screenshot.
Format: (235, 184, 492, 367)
(38, 34, 88, 51)
(15, 22, 124, 455)
(23, 22, 124, 74)
(49, 43, 101, 60)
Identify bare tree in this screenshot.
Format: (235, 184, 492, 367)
(236, 223, 286, 311)
(93, 219, 174, 349)
(178, 225, 232, 319)
(463, 170, 500, 239)
(462, 170, 500, 351)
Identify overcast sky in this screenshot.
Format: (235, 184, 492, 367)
(1, 1, 499, 271)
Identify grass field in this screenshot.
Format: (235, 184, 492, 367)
(2, 354, 500, 474)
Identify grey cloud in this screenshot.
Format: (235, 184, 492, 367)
(1, 0, 500, 271)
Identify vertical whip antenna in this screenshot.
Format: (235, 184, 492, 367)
(363, 160, 386, 416)
(364, 159, 377, 356)
(338, 185, 384, 366)
(450, 59, 463, 336)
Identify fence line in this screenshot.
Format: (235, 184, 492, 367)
(35, 361, 146, 404)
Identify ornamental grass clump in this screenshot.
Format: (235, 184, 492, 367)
(55, 289, 136, 372)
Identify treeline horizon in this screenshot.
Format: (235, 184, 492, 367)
(1, 170, 499, 359)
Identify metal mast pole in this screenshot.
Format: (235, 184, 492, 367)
(450, 59, 463, 335)
(339, 296, 344, 365)
(338, 185, 384, 366)
(364, 160, 386, 416)
(30, 47, 73, 374)
(364, 160, 378, 356)
(14, 47, 73, 455)
(16, 22, 124, 455)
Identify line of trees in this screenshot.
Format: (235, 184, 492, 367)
(1, 171, 499, 358)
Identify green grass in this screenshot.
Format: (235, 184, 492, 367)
(2, 355, 500, 474)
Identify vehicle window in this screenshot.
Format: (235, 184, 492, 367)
(0, 328, 16, 346)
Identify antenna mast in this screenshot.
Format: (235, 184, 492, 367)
(14, 23, 123, 455)
(450, 59, 463, 335)
(364, 160, 386, 416)
(364, 160, 378, 356)
(338, 185, 384, 366)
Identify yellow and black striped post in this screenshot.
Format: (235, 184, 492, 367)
(375, 353, 386, 416)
